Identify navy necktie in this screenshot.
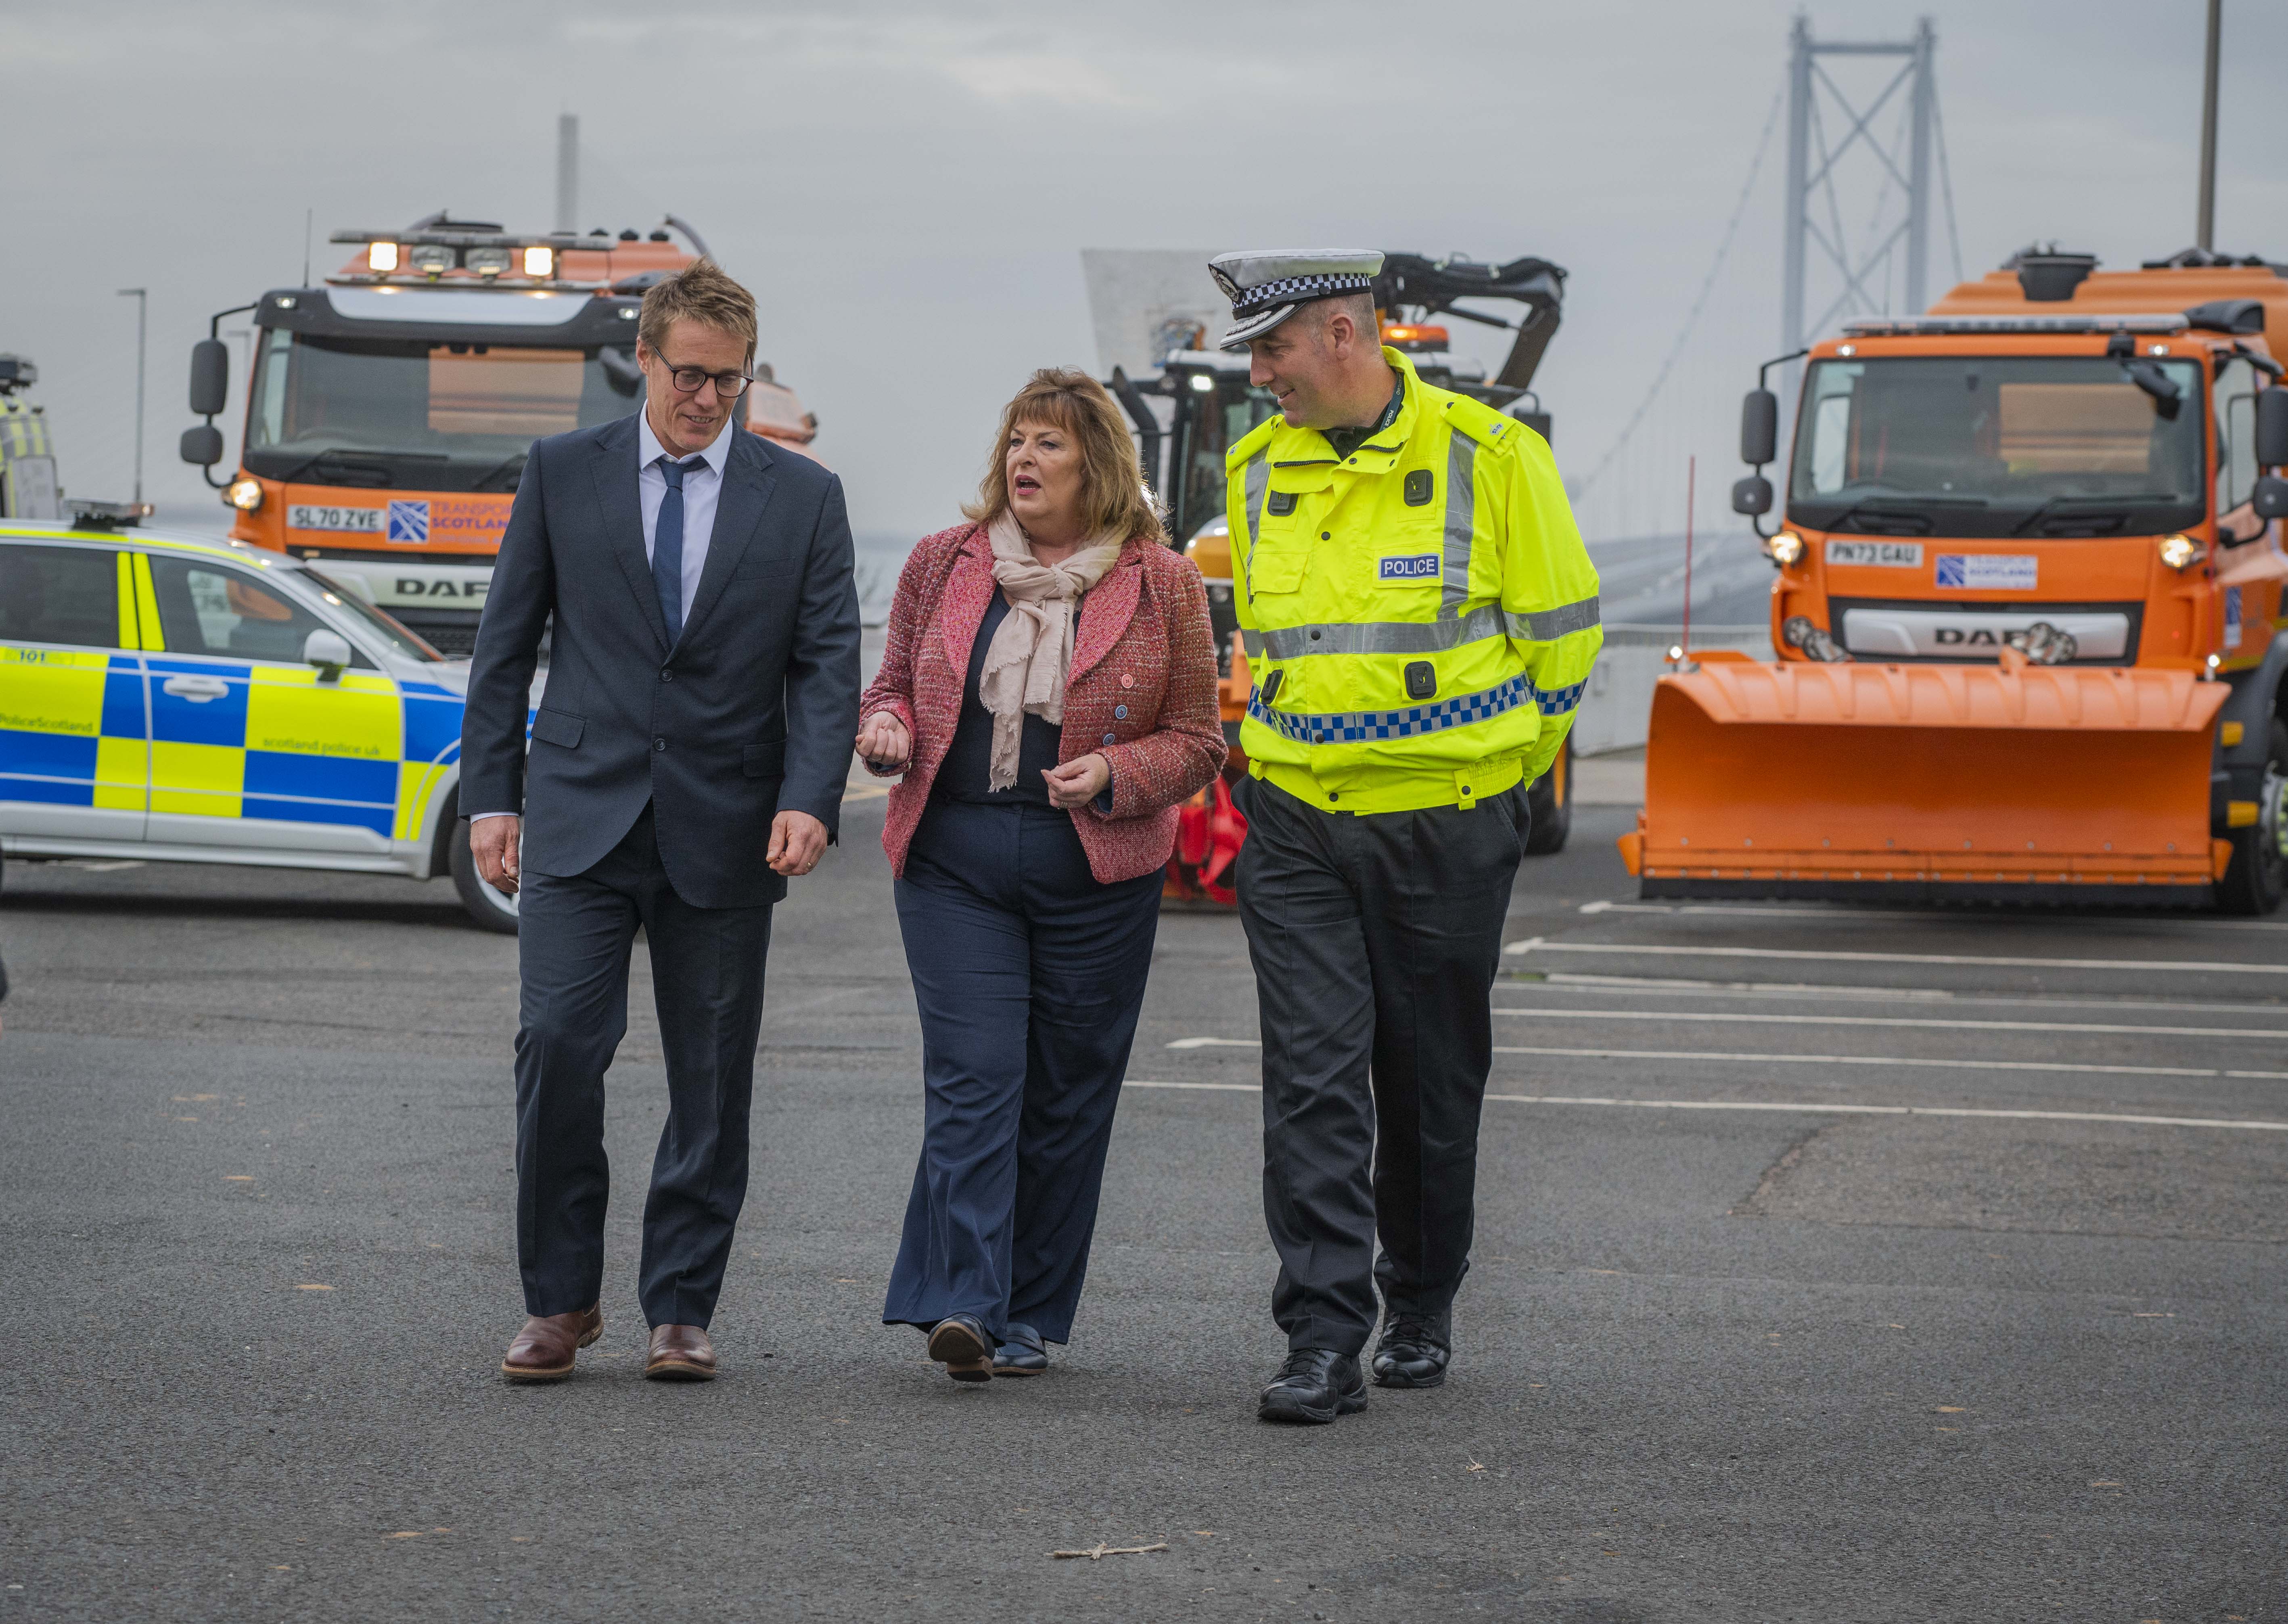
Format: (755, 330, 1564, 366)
(652, 455, 703, 645)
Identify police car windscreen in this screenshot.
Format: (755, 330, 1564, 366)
(241, 331, 640, 494)
(1787, 356, 2205, 539)
(301, 569, 447, 661)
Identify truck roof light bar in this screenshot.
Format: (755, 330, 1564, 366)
(331, 229, 594, 251)
(1841, 314, 2191, 337)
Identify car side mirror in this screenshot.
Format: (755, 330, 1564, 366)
(1740, 389, 1778, 467)
(2254, 474, 2288, 522)
(180, 424, 224, 467)
(1732, 475, 1774, 517)
(303, 628, 353, 680)
(189, 339, 230, 418)
(2257, 387, 2288, 469)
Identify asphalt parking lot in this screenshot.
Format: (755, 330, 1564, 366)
(2, 793, 2284, 1622)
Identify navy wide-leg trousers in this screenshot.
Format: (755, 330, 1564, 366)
(882, 799, 1162, 1344)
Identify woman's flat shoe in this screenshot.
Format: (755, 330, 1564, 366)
(926, 1314, 994, 1383)
(993, 1322, 1049, 1377)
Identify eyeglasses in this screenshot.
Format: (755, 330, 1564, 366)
(655, 358, 752, 399)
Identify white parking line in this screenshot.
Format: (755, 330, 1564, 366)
(1491, 1008, 2288, 1040)
(1167, 1037, 1262, 1050)
(1518, 972, 2288, 1017)
(1120, 1080, 2288, 1132)
(1506, 937, 2288, 976)
(1578, 898, 2288, 933)
(1491, 1044, 2288, 1082)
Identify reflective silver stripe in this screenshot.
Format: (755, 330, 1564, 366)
(1240, 629, 1265, 657)
(1244, 596, 1603, 660)
(1441, 429, 1476, 619)
(1259, 602, 1508, 659)
(1242, 453, 1269, 576)
(1510, 596, 1601, 641)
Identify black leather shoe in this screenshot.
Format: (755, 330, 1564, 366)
(993, 1321, 1049, 1377)
(1372, 1308, 1452, 1389)
(926, 1314, 994, 1383)
(1257, 1348, 1367, 1425)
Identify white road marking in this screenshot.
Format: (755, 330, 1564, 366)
(1121, 1080, 2288, 1132)
(1491, 1044, 2288, 1082)
(1506, 937, 2288, 976)
(1520, 972, 2288, 1019)
(1491, 1007, 2288, 1040)
(1167, 1037, 1261, 1049)
(1579, 898, 2288, 932)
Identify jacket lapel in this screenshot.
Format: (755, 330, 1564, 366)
(589, 414, 667, 652)
(1068, 543, 1143, 685)
(933, 527, 996, 678)
(678, 430, 778, 648)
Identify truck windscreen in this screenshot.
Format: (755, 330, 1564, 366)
(1788, 355, 2206, 538)
(241, 331, 642, 493)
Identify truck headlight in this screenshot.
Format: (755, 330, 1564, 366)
(2158, 533, 2201, 570)
(1766, 530, 1805, 567)
(227, 477, 264, 512)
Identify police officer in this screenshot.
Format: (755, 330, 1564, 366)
(1212, 250, 1601, 1424)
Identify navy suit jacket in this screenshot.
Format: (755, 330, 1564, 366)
(460, 413, 862, 909)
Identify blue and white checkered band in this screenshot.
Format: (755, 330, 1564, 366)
(1230, 271, 1376, 316)
(1245, 673, 1587, 745)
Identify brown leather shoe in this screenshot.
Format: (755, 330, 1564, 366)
(500, 1304, 602, 1382)
(645, 1323, 717, 1381)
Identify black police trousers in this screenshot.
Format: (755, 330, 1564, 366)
(1236, 776, 1526, 1355)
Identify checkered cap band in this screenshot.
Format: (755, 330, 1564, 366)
(1245, 672, 1587, 746)
(1229, 271, 1375, 316)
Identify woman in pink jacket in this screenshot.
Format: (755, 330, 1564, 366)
(856, 368, 1225, 1383)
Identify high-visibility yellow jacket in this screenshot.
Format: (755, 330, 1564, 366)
(1225, 348, 1602, 815)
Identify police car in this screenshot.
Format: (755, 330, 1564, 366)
(0, 516, 517, 931)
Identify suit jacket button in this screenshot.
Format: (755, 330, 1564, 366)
(660, 669, 673, 682)
(1114, 705, 1128, 719)
(653, 737, 668, 752)
(1102, 733, 1117, 745)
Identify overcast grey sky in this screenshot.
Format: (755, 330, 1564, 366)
(8, 0, 2284, 544)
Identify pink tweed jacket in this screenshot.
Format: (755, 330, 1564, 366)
(861, 523, 1226, 884)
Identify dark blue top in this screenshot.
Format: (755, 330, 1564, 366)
(935, 589, 1068, 806)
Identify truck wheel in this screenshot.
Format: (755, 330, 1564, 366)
(450, 820, 521, 934)
(2217, 718, 2288, 917)
(1522, 733, 1574, 856)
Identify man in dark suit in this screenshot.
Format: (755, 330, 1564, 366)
(461, 259, 860, 1384)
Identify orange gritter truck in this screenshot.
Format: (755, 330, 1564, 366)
(179, 213, 817, 655)
(1623, 248, 2288, 913)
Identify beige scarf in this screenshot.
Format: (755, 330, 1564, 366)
(979, 514, 1125, 791)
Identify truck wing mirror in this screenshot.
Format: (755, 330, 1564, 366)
(2257, 387, 2288, 469)
(303, 629, 353, 681)
(188, 339, 230, 418)
(1731, 475, 1774, 517)
(179, 425, 224, 467)
(1740, 389, 1778, 467)
(2254, 475, 2288, 522)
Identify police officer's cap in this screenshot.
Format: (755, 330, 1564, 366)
(1208, 250, 1384, 351)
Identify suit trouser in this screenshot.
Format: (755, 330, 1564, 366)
(513, 804, 773, 1327)
(881, 798, 1162, 1344)
(1236, 776, 1526, 1356)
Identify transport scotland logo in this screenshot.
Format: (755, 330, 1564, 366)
(386, 500, 431, 544)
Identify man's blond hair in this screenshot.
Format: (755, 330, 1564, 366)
(637, 258, 758, 361)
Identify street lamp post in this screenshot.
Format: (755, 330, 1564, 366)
(117, 287, 147, 509)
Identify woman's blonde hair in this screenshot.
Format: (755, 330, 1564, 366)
(963, 368, 1162, 542)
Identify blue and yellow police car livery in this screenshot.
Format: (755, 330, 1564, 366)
(0, 520, 517, 931)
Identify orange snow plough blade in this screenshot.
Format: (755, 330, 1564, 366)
(1618, 654, 2232, 905)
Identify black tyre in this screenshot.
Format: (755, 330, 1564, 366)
(2216, 717, 2288, 917)
(1522, 732, 1574, 856)
(449, 818, 521, 934)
